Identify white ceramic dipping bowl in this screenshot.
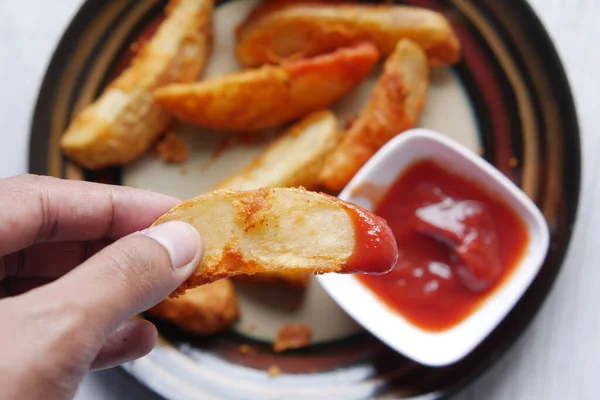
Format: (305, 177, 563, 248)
(317, 128, 550, 367)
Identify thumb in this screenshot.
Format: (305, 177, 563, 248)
(50, 220, 203, 335)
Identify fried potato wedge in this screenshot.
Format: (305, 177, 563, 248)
(215, 110, 340, 191)
(147, 279, 239, 335)
(60, 0, 213, 169)
(319, 39, 428, 192)
(153, 188, 398, 296)
(215, 110, 340, 287)
(236, 3, 460, 67)
(153, 43, 378, 131)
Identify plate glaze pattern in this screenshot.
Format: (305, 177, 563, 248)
(29, 0, 580, 399)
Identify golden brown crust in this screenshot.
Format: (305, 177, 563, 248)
(319, 39, 429, 192)
(153, 43, 378, 131)
(273, 323, 313, 352)
(236, 3, 460, 67)
(233, 188, 272, 231)
(147, 279, 239, 335)
(111, 0, 213, 91)
(232, 271, 310, 288)
(152, 188, 358, 296)
(60, 0, 213, 169)
(239, 0, 345, 29)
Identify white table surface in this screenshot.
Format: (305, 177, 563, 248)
(1, 0, 598, 399)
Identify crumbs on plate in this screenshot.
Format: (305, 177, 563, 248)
(273, 323, 313, 352)
(268, 365, 282, 377)
(155, 131, 189, 164)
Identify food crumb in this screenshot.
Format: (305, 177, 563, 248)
(155, 131, 189, 164)
(180, 165, 189, 175)
(268, 365, 281, 377)
(238, 344, 256, 355)
(509, 157, 519, 167)
(273, 323, 313, 352)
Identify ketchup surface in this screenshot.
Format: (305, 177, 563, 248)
(339, 200, 398, 275)
(357, 160, 529, 332)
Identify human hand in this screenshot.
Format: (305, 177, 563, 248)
(0, 175, 203, 400)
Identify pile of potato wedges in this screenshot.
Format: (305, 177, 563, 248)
(60, 0, 460, 344)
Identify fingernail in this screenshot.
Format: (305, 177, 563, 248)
(143, 221, 202, 269)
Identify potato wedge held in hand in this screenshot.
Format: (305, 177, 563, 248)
(153, 188, 398, 296)
(147, 279, 239, 335)
(236, 3, 460, 67)
(61, 0, 213, 169)
(320, 40, 429, 192)
(215, 110, 340, 288)
(153, 43, 378, 131)
(215, 110, 340, 191)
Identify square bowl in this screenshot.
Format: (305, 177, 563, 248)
(317, 128, 550, 366)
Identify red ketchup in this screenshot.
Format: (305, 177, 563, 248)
(339, 200, 398, 275)
(356, 160, 529, 332)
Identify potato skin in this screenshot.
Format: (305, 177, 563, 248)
(147, 279, 239, 335)
(60, 0, 213, 169)
(236, 3, 460, 67)
(319, 39, 429, 192)
(153, 43, 379, 131)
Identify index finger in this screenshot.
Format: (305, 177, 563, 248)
(0, 175, 179, 256)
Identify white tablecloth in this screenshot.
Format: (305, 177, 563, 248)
(1, 0, 598, 398)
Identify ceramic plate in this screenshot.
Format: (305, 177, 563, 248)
(29, 0, 580, 398)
